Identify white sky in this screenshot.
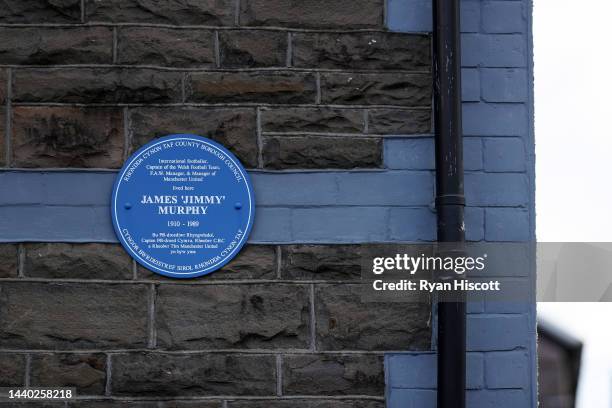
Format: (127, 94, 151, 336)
(535, 1, 612, 407)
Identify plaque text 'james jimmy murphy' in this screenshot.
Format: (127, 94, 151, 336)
(140, 194, 227, 215)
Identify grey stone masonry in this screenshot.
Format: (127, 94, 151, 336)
(262, 135, 382, 169)
(292, 33, 430, 70)
(0, 0, 81, 23)
(1, 1, 431, 170)
(0, 282, 150, 349)
(239, 0, 385, 29)
(117, 28, 216, 67)
(0, 244, 18, 278)
(219, 30, 288, 68)
(0, 352, 25, 386)
(24, 243, 132, 280)
(0, 243, 431, 403)
(128, 107, 259, 168)
(12, 68, 183, 104)
(11, 106, 124, 168)
(85, 0, 236, 26)
(0, 27, 113, 65)
(0, 0, 434, 405)
(155, 284, 311, 350)
(185, 71, 318, 104)
(30, 353, 107, 394)
(283, 354, 385, 395)
(111, 353, 277, 396)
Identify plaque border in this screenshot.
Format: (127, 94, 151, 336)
(110, 134, 255, 279)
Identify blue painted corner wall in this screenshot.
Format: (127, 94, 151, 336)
(386, 0, 536, 407)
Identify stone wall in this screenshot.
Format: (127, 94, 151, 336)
(0, 9, 431, 170)
(0, 1, 437, 407)
(0, 243, 430, 407)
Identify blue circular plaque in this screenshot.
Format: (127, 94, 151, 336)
(111, 134, 255, 278)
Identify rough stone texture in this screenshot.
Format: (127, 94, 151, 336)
(0, 283, 149, 349)
(0, 68, 6, 104)
(117, 28, 215, 67)
(128, 107, 258, 168)
(293, 32, 430, 70)
(138, 245, 276, 280)
(261, 108, 364, 134)
(24, 243, 132, 280)
(0, 353, 25, 386)
(262, 136, 382, 169)
(0, 0, 81, 23)
(219, 30, 287, 68)
(111, 353, 276, 396)
(283, 354, 385, 395)
(156, 284, 310, 349)
(368, 108, 431, 134)
(85, 0, 235, 25)
(0, 108, 4, 167)
(69, 402, 222, 408)
(0, 27, 113, 65)
(240, 0, 384, 29)
(0, 402, 64, 407)
(186, 71, 317, 104)
(209, 245, 276, 279)
(30, 353, 107, 395)
(228, 401, 384, 408)
(13, 68, 182, 104)
(0, 244, 18, 278)
(281, 245, 362, 280)
(315, 284, 430, 350)
(321, 73, 431, 106)
(11, 106, 124, 168)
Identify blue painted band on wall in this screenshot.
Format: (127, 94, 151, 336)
(0, 169, 523, 243)
(0, 168, 528, 209)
